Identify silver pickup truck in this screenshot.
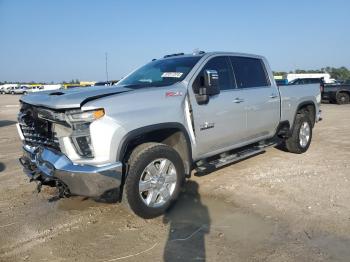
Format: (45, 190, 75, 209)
(17, 51, 321, 218)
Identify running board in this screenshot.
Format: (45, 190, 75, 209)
(195, 146, 266, 174)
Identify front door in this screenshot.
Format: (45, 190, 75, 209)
(189, 56, 247, 158)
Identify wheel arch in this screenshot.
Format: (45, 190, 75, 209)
(336, 89, 350, 96)
(336, 90, 350, 101)
(291, 101, 316, 132)
(117, 122, 193, 177)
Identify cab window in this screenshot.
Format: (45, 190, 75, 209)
(230, 56, 270, 88)
(193, 56, 234, 93)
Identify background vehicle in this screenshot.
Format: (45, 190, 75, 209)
(288, 77, 325, 86)
(275, 79, 288, 86)
(322, 83, 350, 104)
(41, 84, 62, 91)
(27, 85, 44, 93)
(6, 86, 15, 94)
(288, 78, 325, 93)
(287, 73, 332, 83)
(12, 86, 29, 95)
(94, 80, 118, 86)
(1, 84, 18, 94)
(17, 51, 321, 218)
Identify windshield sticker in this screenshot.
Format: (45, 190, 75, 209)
(161, 72, 183, 78)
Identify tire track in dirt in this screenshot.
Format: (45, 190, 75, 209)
(0, 217, 84, 258)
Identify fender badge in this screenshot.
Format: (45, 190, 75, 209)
(165, 91, 183, 97)
(200, 122, 215, 131)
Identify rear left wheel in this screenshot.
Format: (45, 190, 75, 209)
(123, 143, 184, 218)
(284, 112, 313, 154)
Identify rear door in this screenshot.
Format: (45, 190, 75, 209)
(229, 56, 280, 141)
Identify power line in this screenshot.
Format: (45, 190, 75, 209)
(105, 52, 109, 82)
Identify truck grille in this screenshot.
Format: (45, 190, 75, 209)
(19, 124, 60, 149)
(18, 104, 60, 151)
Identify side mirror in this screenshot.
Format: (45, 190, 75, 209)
(204, 70, 218, 87)
(199, 70, 220, 96)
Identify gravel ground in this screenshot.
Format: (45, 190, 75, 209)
(0, 95, 349, 262)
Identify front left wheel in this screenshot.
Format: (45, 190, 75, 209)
(123, 143, 184, 218)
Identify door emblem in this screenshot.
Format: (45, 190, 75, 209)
(200, 122, 215, 131)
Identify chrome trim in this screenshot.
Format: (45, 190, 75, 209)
(233, 98, 245, 103)
(21, 145, 123, 197)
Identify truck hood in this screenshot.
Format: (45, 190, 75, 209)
(20, 86, 132, 109)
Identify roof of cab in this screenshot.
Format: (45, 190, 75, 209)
(159, 51, 265, 61)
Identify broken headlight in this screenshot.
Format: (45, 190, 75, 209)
(66, 109, 105, 158)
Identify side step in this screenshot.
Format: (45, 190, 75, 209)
(195, 146, 266, 174)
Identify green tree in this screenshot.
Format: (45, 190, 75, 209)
(273, 71, 287, 77)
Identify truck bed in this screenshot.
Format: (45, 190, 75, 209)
(278, 83, 321, 125)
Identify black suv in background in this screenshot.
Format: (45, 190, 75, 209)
(289, 78, 325, 87)
(288, 78, 350, 104)
(322, 82, 350, 104)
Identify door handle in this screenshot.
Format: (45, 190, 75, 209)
(269, 94, 278, 99)
(233, 98, 245, 103)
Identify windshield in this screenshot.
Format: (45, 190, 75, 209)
(117, 56, 201, 88)
(288, 79, 298, 85)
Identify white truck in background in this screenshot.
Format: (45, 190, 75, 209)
(287, 73, 333, 83)
(41, 84, 62, 91)
(0, 84, 19, 94)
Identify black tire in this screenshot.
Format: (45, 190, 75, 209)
(123, 142, 184, 218)
(336, 92, 350, 104)
(284, 112, 313, 154)
(23, 91, 28, 95)
(11, 91, 15, 95)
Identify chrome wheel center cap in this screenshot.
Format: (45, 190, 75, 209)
(156, 176, 166, 189)
(151, 176, 165, 189)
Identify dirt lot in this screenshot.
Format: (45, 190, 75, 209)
(0, 95, 349, 262)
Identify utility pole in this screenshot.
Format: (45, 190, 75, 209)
(105, 52, 109, 83)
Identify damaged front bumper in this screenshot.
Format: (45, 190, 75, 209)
(19, 145, 123, 197)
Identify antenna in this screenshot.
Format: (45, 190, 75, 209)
(105, 52, 109, 83)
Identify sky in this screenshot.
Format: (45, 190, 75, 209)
(0, 0, 349, 83)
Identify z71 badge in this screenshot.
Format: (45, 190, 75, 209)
(200, 122, 215, 131)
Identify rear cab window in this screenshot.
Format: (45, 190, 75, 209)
(229, 56, 270, 88)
